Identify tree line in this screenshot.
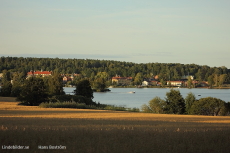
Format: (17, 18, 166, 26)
(1, 56, 230, 84)
(142, 89, 230, 116)
(1, 66, 229, 115)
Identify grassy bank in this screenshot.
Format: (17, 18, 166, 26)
(39, 101, 139, 112)
(1, 102, 230, 152)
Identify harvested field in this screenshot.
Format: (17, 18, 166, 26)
(1, 98, 230, 153)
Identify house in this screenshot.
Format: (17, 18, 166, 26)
(142, 81, 149, 86)
(27, 71, 52, 78)
(142, 78, 158, 86)
(112, 76, 133, 85)
(150, 80, 159, 86)
(167, 81, 184, 87)
(62, 76, 73, 83)
(61, 73, 81, 83)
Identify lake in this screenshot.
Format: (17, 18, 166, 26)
(64, 87, 230, 109)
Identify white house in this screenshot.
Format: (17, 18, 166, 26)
(167, 81, 184, 87)
(142, 81, 149, 86)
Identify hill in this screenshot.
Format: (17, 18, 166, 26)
(0, 56, 230, 82)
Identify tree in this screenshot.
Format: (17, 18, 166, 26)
(147, 96, 167, 113)
(141, 104, 153, 113)
(0, 81, 12, 96)
(93, 72, 109, 91)
(173, 69, 180, 80)
(187, 76, 192, 88)
(213, 74, 219, 87)
(47, 71, 65, 95)
(207, 75, 214, 88)
(160, 78, 166, 87)
(195, 69, 202, 82)
(1, 70, 11, 83)
(17, 77, 48, 106)
(185, 92, 196, 114)
(219, 102, 230, 116)
(93, 78, 107, 92)
(168, 81, 172, 87)
(0, 70, 12, 96)
(72, 74, 84, 85)
(165, 89, 185, 114)
(74, 79, 94, 99)
(219, 74, 227, 88)
(134, 72, 143, 85)
(95, 72, 109, 80)
(10, 72, 25, 97)
(190, 97, 225, 116)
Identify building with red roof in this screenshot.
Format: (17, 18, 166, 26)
(27, 71, 52, 78)
(112, 76, 133, 85)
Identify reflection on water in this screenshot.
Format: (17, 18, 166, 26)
(64, 87, 230, 109)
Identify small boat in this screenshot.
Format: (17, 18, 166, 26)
(128, 91, 135, 93)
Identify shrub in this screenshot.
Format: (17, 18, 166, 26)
(47, 95, 96, 106)
(104, 105, 127, 111)
(190, 97, 226, 116)
(39, 102, 97, 109)
(72, 95, 96, 105)
(141, 104, 153, 113)
(53, 95, 72, 102)
(127, 107, 140, 112)
(141, 97, 166, 113)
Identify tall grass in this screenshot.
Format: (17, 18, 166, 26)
(1, 117, 230, 153)
(1, 102, 230, 152)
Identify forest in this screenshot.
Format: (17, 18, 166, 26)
(0, 56, 230, 115)
(0, 56, 230, 83)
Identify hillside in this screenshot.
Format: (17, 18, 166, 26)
(0, 56, 230, 82)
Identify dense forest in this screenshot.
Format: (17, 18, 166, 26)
(0, 56, 230, 83)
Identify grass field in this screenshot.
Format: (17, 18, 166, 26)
(1, 97, 230, 153)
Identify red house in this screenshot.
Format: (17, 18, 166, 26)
(27, 71, 52, 78)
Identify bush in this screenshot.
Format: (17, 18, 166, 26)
(190, 97, 226, 116)
(127, 107, 140, 112)
(47, 95, 97, 106)
(141, 104, 153, 113)
(39, 102, 97, 109)
(141, 97, 167, 113)
(72, 95, 96, 105)
(104, 105, 127, 111)
(52, 95, 72, 102)
(40, 97, 139, 112)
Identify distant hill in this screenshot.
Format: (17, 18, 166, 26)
(0, 56, 229, 82)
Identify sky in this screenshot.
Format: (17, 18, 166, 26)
(0, 0, 230, 68)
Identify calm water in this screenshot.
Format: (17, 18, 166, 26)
(64, 87, 230, 109)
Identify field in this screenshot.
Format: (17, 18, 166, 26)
(1, 97, 230, 153)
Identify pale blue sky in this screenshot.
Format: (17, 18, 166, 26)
(0, 0, 230, 68)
